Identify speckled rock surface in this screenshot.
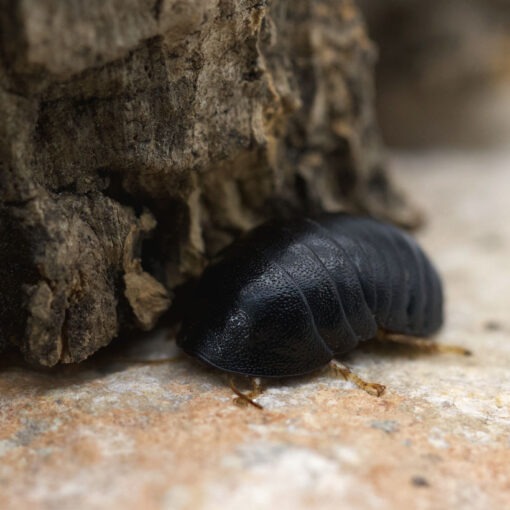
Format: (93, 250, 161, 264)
(1, 151, 510, 509)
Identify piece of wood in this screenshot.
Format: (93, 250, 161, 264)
(0, 0, 416, 366)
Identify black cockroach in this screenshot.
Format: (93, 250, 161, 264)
(178, 213, 470, 408)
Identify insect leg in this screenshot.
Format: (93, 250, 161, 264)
(329, 360, 386, 397)
(377, 330, 472, 356)
(229, 377, 264, 410)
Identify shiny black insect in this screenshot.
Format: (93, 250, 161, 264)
(178, 213, 443, 378)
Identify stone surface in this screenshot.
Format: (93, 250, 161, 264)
(1, 151, 510, 509)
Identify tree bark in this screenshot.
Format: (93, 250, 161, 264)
(0, 0, 415, 366)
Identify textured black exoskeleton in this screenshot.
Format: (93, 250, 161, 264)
(178, 214, 443, 378)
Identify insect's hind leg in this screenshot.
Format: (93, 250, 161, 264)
(329, 360, 386, 397)
(377, 330, 472, 356)
(229, 377, 264, 410)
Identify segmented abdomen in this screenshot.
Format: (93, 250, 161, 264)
(318, 215, 442, 339)
(250, 214, 443, 355)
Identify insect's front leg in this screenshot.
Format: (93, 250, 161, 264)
(229, 377, 264, 410)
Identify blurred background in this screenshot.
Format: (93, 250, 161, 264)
(359, 0, 510, 148)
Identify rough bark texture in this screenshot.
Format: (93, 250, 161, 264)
(0, 0, 414, 366)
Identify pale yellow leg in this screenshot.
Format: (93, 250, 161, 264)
(229, 377, 264, 410)
(329, 360, 386, 397)
(377, 331, 472, 356)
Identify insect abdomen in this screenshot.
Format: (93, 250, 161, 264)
(277, 220, 378, 354)
(255, 215, 443, 354)
(318, 215, 443, 337)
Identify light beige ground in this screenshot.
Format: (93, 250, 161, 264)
(1, 151, 509, 510)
